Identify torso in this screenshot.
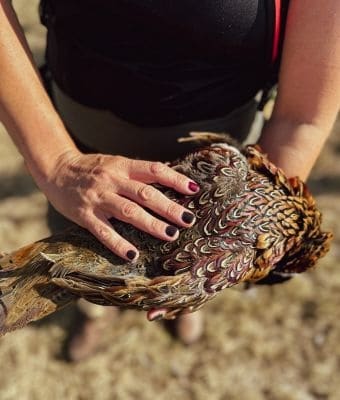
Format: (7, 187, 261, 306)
(41, 0, 289, 126)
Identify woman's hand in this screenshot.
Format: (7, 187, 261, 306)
(40, 150, 199, 261)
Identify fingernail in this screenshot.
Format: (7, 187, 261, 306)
(165, 225, 178, 237)
(182, 211, 195, 224)
(188, 181, 200, 192)
(126, 250, 137, 260)
(147, 308, 168, 321)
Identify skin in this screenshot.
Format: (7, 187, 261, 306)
(260, 0, 340, 179)
(1, 0, 340, 263)
(0, 0, 199, 262)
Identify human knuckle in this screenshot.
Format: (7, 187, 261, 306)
(111, 238, 126, 253)
(172, 173, 185, 187)
(112, 155, 128, 169)
(150, 161, 166, 176)
(77, 207, 91, 224)
(121, 201, 139, 218)
(166, 202, 180, 218)
(95, 224, 112, 242)
(149, 218, 163, 233)
(112, 155, 126, 164)
(137, 185, 155, 202)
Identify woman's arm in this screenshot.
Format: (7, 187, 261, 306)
(260, 0, 340, 180)
(0, 0, 77, 180)
(0, 0, 198, 260)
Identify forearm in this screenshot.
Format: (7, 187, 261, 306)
(260, 0, 340, 180)
(260, 120, 328, 180)
(0, 0, 78, 185)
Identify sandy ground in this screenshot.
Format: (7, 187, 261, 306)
(1, 2, 340, 399)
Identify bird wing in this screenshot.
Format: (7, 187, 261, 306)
(0, 243, 77, 335)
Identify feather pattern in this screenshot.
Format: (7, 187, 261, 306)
(0, 133, 332, 335)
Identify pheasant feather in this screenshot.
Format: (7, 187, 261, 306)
(0, 134, 332, 335)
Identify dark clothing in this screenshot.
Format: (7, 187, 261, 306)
(40, 0, 288, 127)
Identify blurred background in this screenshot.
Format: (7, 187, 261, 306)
(0, 2, 340, 399)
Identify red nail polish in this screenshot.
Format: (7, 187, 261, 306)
(188, 181, 200, 192)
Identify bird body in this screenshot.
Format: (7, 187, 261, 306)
(0, 134, 332, 335)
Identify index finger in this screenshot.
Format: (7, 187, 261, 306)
(127, 160, 200, 195)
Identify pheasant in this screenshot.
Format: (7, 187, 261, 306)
(0, 133, 332, 335)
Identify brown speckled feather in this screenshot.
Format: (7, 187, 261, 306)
(0, 133, 332, 335)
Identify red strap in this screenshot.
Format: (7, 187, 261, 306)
(272, 0, 281, 62)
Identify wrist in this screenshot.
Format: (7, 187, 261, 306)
(17, 118, 81, 188)
(27, 145, 81, 189)
(259, 117, 329, 180)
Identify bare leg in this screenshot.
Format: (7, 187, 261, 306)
(171, 312, 204, 345)
(66, 301, 119, 362)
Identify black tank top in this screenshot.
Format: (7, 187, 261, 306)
(40, 0, 288, 127)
